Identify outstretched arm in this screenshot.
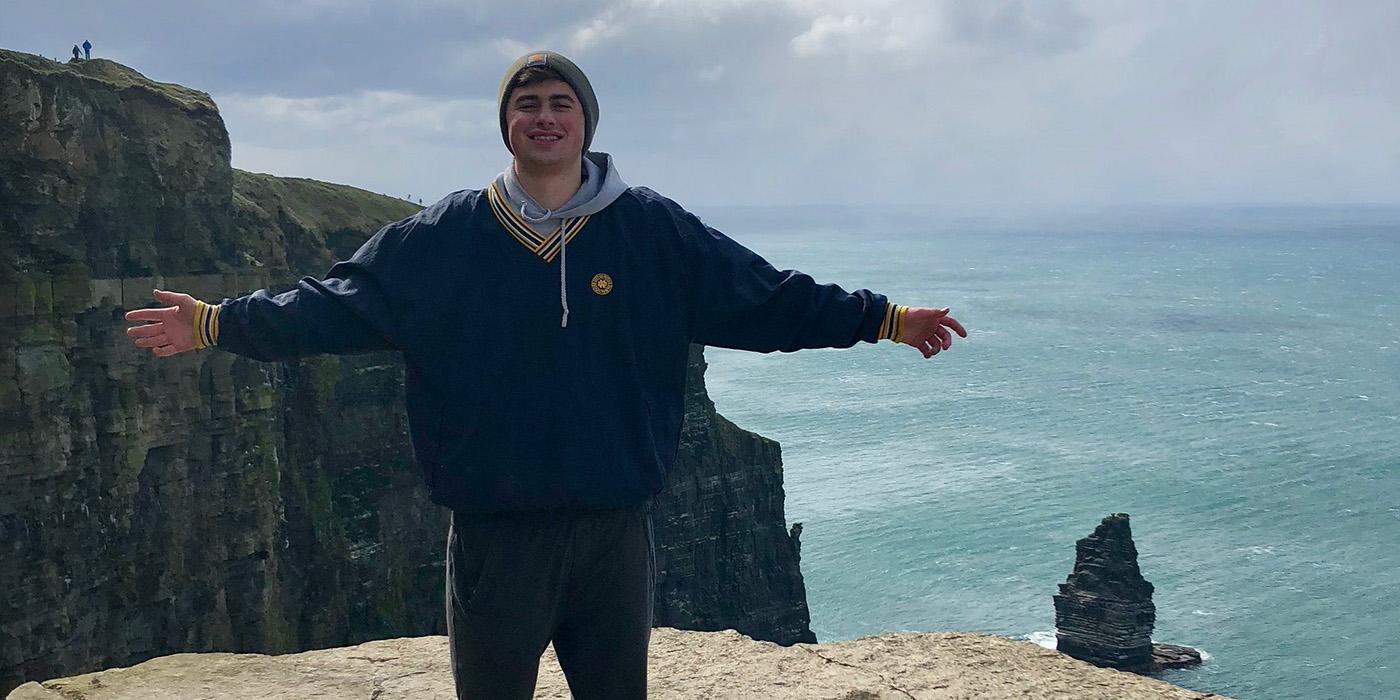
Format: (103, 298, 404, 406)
(123, 216, 414, 362)
(678, 207, 967, 356)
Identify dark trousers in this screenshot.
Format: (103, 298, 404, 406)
(446, 501, 655, 699)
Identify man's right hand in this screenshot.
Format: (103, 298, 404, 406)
(898, 306, 968, 359)
(124, 289, 200, 358)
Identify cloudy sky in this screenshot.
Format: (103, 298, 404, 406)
(4, 1, 1398, 206)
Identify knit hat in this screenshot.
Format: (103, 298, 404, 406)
(498, 51, 598, 154)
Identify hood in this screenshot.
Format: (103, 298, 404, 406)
(496, 151, 628, 223)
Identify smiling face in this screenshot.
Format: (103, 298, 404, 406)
(505, 79, 585, 172)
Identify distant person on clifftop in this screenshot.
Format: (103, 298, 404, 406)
(71, 45, 80, 61)
(82, 40, 91, 60)
(124, 50, 966, 699)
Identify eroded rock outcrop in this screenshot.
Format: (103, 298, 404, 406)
(1054, 513, 1157, 672)
(7, 627, 1232, 700)
(0, 49, 812, 694)
(1054, 514, 1202, 673)
(0, 53, 230, 280)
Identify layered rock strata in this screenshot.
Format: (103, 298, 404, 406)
(0, 49, 813, 694)
(7, 628, 1233, 700)
(1054, 513, 1157, 672)
(657, 349, 815, 645)
(1054, 513, 1202, 673)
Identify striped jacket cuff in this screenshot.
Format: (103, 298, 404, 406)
(878, 303, 909, 343)
(192, 300, 221, 349)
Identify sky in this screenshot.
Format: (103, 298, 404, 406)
(3, 0, 1398, 207)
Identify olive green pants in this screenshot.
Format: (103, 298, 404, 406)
(446, 501, 655, 699)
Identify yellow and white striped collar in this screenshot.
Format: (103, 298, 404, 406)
(486, 181, 591, 263)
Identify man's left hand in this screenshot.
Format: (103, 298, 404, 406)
(900, 307, 967, 359)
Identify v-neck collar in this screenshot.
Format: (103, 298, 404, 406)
(486, 181, 592, 263)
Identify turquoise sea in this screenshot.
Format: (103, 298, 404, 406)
(694, 205, 1399, 700)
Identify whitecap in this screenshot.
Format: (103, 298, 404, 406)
(1023, 630, 1058, 649)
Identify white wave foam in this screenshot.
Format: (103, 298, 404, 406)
(1023, 630, 1058, 649)
(1024, 631, 1212, 663)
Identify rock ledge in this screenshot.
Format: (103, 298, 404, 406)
(8, 627, 1231, 700)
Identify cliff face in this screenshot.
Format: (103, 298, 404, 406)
(0, 49, 812, 694)
(0, 53, 230, 280)
(657, 348, 814, 645)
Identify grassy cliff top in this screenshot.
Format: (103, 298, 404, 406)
(233, 169, 423, 236)
(0, 48, 216, 112)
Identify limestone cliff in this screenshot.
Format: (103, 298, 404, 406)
(658, 348, 816, 645)
(0, 53, 228, 280)
(0, 49, 812, 694)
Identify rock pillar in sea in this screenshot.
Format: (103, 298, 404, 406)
(1053, 513, 1157, 673)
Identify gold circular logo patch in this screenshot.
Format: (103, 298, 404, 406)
(591, 273, 614, 296)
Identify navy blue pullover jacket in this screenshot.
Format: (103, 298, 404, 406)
(210, 187, 907, 513)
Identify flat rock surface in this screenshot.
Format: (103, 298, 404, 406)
(8, 627, 1230, 700)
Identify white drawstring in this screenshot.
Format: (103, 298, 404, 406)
(559, 222, 569, 327)
(520, 203, 569, 327)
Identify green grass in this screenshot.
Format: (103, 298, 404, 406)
(0, 48, 216, 112)
(233, 170, 422, 235)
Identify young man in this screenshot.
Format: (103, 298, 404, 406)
(125, 51, 965, 699)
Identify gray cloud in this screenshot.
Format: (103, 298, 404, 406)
(942, 0, 1093, 56)
(4, 0, 1397, 206)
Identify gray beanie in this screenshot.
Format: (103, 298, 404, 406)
(498, 51, 598, 154)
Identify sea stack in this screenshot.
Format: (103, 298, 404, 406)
(1054, 513, 1202, 673)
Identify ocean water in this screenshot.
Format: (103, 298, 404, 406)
(692, 205, 1399, 700)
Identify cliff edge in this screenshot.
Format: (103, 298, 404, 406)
(6, 628, 1232, 700)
